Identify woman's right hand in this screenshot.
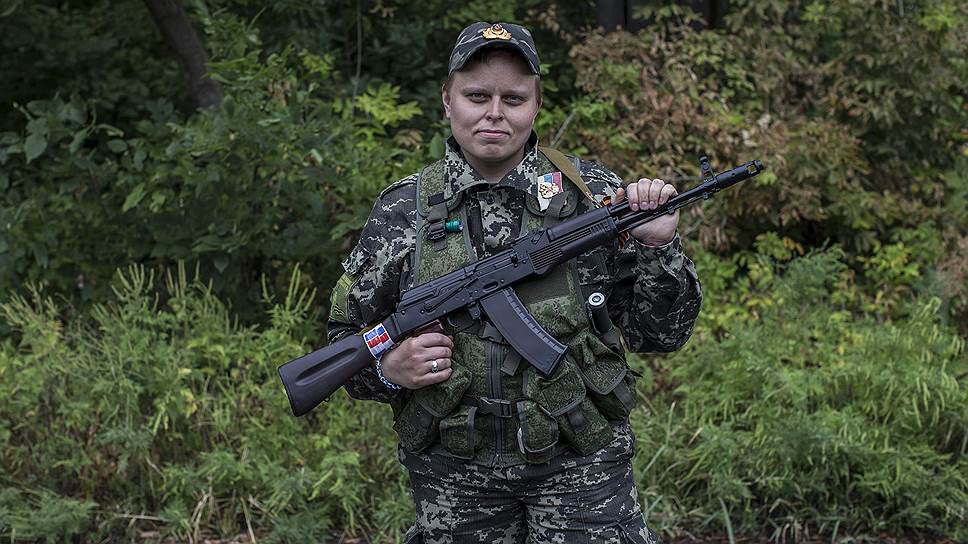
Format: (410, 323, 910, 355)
(379, 321, 454, 389)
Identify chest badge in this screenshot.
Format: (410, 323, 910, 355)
(536, 171, 563, 211)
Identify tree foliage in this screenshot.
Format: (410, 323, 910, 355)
(558, 1, 966, 260)
(1, 5, 427, 314)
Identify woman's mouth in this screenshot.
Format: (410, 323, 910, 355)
(477, 130, 509, 140)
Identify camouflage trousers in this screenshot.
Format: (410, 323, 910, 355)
(399, 428, 660, 544)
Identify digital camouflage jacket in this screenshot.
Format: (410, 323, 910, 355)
(328, 133, 702, 466)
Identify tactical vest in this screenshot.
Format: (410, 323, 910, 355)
(391, 150, 637, 464)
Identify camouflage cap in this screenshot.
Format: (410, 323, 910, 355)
(448, 22, 540, 76)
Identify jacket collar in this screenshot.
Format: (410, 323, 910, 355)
(443, 131, 539, 200)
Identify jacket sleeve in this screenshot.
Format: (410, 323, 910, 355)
(610, 234, 702, 352)
(576, 159, 703, 353)
(327, 178, 417, 402)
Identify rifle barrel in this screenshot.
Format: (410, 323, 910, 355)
(613, 160, 762, 233)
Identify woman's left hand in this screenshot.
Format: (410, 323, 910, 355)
(614, 177, 679, 246)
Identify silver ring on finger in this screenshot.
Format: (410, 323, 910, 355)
(430, 359, 439, 373)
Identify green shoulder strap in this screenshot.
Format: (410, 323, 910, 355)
(538, 146, 598, 207)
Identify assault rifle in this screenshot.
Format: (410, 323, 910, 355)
(279, 156, 763, 416)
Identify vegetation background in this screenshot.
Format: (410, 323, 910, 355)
(1, 0, 966, 542)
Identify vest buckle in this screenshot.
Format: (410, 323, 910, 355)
(426, 223, 446, 242)
(463, 394, 516, 418)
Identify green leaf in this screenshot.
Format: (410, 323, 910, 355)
(755, 171, 778, 186)
(309, 149, 324, 165)
(133, 149, 146, 171)
(69, 128, 90, 154)
(1, 0, 24, 17)
(122, 183, 147, 212)
(193, 234, 221, 253)
(63, 101, 86, 124)
(149, 191, 167, 211)
(107, 139, 128, 153)
(354, 84, 420, 127)
(223, 95, 236, 116)
(33, 244, 49, 268)
(97, 124, 124, 137)
(24, 131, 47, 163)
(213, 254, 229, 273)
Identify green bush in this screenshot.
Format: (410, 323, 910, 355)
(559, 1, 966, 249)
(0, 9, 427, 315)
(0, 266, 410, 542)
(632, 248, 968, 540)
(3, 1, 965, 328)
(2, 250, 965, 541)
(552, 0, 968, 327)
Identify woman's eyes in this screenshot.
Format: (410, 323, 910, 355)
(466, 93, 525, 104)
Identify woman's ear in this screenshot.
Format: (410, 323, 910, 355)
(441, 84, 452, 119)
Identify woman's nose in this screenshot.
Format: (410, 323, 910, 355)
(485, 98, 504, 120)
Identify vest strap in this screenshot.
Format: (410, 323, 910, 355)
(462, 395, 518, 418)
(543, 192, 568, 227)
(426, 191, 449, 251)
(613, 380, 634, 407)
(566, 405, 588, 430)
(501, 349, 522, 376)
(478, 321, 505, 343)
(601, 328, 624, 354)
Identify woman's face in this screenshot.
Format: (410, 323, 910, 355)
(442, 51, 541, 177)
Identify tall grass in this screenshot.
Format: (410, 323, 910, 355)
(1, 250, 965, 541)
(633, 249, 968, 540)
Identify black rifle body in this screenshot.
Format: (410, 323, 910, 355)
(279, 158, 763, 416)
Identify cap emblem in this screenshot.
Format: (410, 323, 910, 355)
(482, 24, 512, 40)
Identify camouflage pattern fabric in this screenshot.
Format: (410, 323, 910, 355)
(326, 131, 699, 540)
(448, 22, 540, 76)
(400, 422, 661, 544)
(327, 132, 702, 405)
